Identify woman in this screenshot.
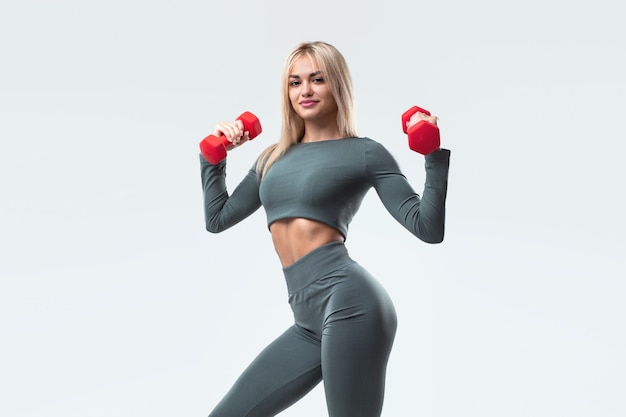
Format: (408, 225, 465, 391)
(200, 41, 450, 417)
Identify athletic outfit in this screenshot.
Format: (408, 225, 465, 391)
(200, 137, 450, 417)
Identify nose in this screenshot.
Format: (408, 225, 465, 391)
(301, 81, 313, 97)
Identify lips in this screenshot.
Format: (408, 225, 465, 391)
(300, 100, 318, 107)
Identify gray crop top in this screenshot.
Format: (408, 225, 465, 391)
(200, 137, 450, 243)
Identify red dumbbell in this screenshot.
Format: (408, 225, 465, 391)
(199, 111, 263, 164)
(401, 106, 440, 155)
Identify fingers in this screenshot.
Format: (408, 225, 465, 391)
(214, 120, 244, 142)
(230, 131, 250, 148)
(214, 120, 251, 151)
(407, 112, 439, 129)
(214, 120, 245, 143)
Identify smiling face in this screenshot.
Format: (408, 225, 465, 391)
(288, 55, 338, 127)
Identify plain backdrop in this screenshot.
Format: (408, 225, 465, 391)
(1, 1, 624, 416)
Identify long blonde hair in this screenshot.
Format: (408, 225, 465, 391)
(256, 41, 358, 178)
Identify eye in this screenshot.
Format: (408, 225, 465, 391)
(289, 80, 301, 87)
(312, 77, 325, 83)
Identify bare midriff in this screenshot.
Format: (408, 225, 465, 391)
(270, 218, 345, 268)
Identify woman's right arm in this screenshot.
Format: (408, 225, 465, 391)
(199, 119, 261, 233)
(200, 155, 262, 233)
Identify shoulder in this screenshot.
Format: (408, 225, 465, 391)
(360, 136, 396, 158)
(353, 136, 393, 157)
(357, 137, 402, 173)
(338, 136, 394, 158)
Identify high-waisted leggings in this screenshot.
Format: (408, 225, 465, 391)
(208, 241, 398, 417)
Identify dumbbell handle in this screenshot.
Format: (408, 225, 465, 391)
(401, 106, 440, 155)
(200, 111, 262, 164)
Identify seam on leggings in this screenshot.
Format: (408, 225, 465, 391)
(244, 364, 322, 417)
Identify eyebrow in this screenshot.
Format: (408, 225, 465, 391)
(289, 71, 322, 79)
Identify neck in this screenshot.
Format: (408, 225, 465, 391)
(300, 121, 343, 143)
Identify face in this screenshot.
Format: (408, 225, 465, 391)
(288, 55, 338, 125)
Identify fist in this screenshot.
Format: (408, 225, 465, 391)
(406, 111, 438, 131)
(214, 120, 250, 150)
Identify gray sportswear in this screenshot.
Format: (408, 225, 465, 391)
(199, 137, 450, 417)
(201, 137, 450, 241)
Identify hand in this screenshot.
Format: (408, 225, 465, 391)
(214, 120, 251, 151)
(406, 111, 438, 131)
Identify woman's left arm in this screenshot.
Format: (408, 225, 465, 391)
(367, 141, 450, 243)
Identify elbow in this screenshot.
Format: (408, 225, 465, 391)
(422, 233, 444, 244)
(205, 225, 221, 234)
(205, 218, 226, 234)
(415, 212, 445, 243)
(418, 225, 445, 244)
(424, 234, 444, 244)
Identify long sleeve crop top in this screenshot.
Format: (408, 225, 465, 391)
(200, 137, 450, 243)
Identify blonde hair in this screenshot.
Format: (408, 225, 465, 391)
(257, 41, 358, 178)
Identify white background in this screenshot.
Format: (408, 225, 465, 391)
(1, 1, 624, 416)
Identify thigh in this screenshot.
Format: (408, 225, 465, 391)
(209, 325, 322, 417)
(321, 263, 397, 417)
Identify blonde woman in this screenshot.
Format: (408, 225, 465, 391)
(200, 41, 450, 417)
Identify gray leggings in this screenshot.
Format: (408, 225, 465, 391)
(208, 241, 398, 417)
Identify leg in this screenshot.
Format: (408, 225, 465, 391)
(321, 263, 398, 417)
(208, 325, 322, 417)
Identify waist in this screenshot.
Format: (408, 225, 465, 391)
(270, 218, 345, 267)
(282, 241, 352, 293)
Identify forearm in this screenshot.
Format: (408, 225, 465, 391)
(200, 154, 261, 232)
(374, 147, 450, 243)
(416, 148, 450, 242)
